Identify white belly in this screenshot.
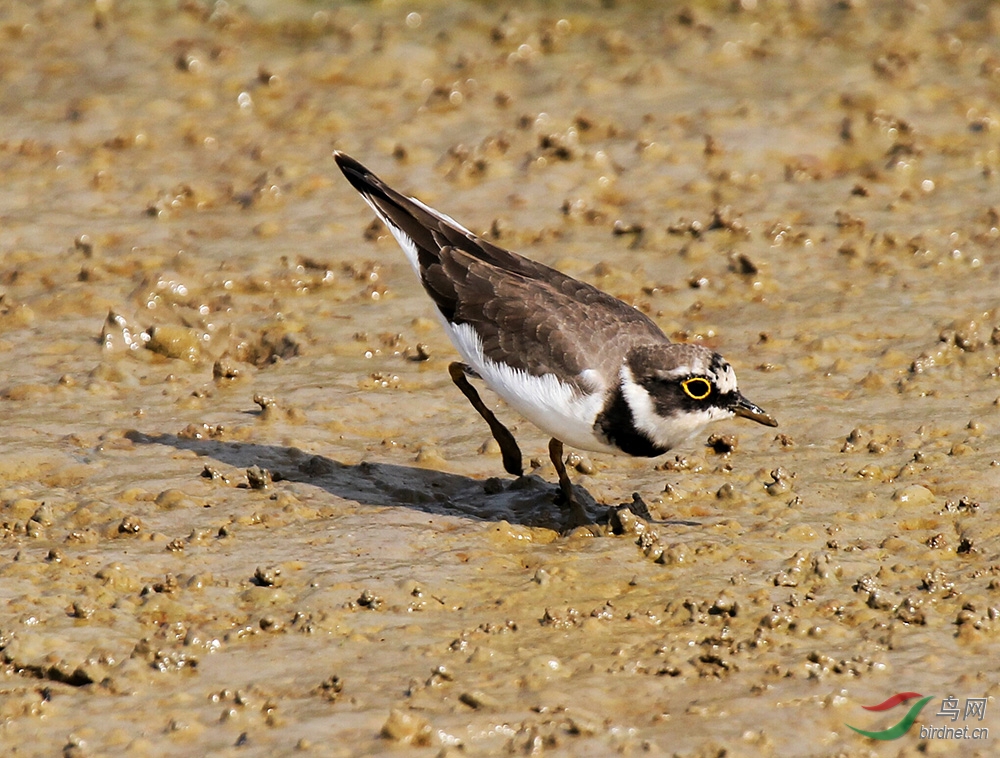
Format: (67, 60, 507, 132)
(443, 321, 619, 454)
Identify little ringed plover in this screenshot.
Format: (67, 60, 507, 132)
(334, 152, 777, 529)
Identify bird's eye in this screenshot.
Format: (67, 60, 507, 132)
(681, 377, 712, 400)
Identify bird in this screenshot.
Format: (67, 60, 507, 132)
(334, 151, 777, 531)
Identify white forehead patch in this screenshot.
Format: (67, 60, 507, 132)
(713, 361, 738, 395)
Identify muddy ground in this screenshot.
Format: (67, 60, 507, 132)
(1, 1, 999, 755)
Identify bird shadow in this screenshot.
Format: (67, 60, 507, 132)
(125, 430, 609, 531)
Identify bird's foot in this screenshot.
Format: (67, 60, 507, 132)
(546, 438, 600, 535)
(554, 488, 603, 537)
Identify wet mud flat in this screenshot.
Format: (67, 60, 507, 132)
(1, 0, 999, 755)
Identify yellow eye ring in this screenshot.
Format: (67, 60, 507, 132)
(682, 377, 712, 400)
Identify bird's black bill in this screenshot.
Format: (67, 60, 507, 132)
(732, 394, 778, 427)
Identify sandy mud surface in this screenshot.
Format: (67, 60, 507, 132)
(1, 1, 999, 755)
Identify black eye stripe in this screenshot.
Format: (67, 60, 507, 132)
(639, 373, 733, 418)
(716, 390, 739, 407)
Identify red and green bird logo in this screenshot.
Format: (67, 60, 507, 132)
(846, 692, 934, 740)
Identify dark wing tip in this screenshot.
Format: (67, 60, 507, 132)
(332, 149, 358, 170)
(333, 150, 379, 196)
(332, 152, 443, 274)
